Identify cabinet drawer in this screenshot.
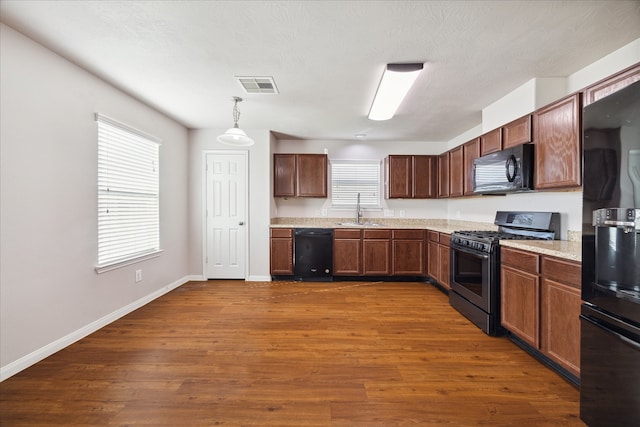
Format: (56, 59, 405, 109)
(363, 229, 391, 239)
(334, 228, 361, 239)
(542, 256, 581, 289)
(270, 228, 293, 238)
(392, 229, 424, 240)
(501, 247, 539, 274)
(439, 233, 451, 246)
(428, 230, 440, 243)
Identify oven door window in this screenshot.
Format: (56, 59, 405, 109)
(453, 250, 486, 297)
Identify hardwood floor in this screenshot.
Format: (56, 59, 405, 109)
(0, 280, 584, 426)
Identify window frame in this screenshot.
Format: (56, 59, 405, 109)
(330, 159, 382, 209)
(95, 113, 162, 273)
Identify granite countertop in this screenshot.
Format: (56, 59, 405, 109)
(270, 217, 582, 262)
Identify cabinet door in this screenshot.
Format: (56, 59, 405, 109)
(463, 138, 480, 195)
(413, 155, 438, 198)
(541, 278, 581, 377)
(387, 155, 412, 198)
(438, 152, 450, 198)
(333, 238, 362, 275)
(363, 239, 391, 276)
(392, 238, 425, 276)
(503, 115, 532, 149)
(273, 154, 296, 197)
(501, 265, 540, 347)
(480, 128, 502, 155)
(427, 241, 440, 282)
(449, 146, 464, 198)
(438, 242, 450, 289)
(296, 154, 327, 197)
(533, 93, 581, 189)
(270, 229, 293, 275)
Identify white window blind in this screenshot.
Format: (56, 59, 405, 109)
(96, 113, 161, 270)
(331, 160, 381, 207)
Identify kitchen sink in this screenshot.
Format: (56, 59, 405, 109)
(335, 221, 384, 227)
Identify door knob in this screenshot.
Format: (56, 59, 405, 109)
(239, 221, 245, 226)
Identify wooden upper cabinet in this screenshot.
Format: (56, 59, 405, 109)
(386, 155, 412, 198)
(583, 62, 640, 106)
(449, 146, 464, 197)
(463, 138, 480, 196)
(273, 154, 296, 197)
(438, 152, 450, 198)
(533, 93, 582, 189)
(412, 155, 438, 198)
(296, 154, 327, 197)
(274, 153, 327, 197)
(502, 115, 532, 149)
(386, 155, 437, 199)
(480, 128, 502, 155)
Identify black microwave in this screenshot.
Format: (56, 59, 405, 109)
(473, 144, 534, 194)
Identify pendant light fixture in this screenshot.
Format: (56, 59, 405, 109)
(217, 96, 254, 146)
(368, 63, 423, 121)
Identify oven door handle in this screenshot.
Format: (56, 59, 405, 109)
(451, 246, 490, 259)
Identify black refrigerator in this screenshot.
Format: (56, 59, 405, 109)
(580, 80, 640, 426)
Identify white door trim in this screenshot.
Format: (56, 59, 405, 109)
(201, 150, 249, 279)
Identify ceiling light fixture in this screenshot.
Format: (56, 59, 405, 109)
(217, 96, 254, 146)
(368, 63, 424, 121)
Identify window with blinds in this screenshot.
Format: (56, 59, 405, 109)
(96, 113, 161, 271)
(330, 160, 381, 207)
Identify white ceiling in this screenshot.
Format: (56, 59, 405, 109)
(1, 1, 639, 142)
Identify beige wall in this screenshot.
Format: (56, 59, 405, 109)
(0, 24, 190, 379)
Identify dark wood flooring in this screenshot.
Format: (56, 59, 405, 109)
(0, 280, 584, 426)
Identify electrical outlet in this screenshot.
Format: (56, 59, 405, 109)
(321, 209, 328, 216)
(135, 269, 142, 283)
(399, 210, 406, 217)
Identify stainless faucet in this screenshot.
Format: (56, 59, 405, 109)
(355, 192, 362, 224)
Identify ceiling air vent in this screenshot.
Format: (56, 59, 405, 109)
(235, 76, 279, 94)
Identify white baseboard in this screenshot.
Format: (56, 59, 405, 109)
(246, 275, 272, 282)
(0, 275, 191, 382)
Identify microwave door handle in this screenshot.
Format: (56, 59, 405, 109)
(505, 154, 517, 182)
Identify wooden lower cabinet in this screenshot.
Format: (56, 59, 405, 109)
(501, 264, 540, 347)
(540, 257, 582, 378)
(270, 228, 293, 275)
(501, 246, 581, 378)
(363, 229, 391, 276)
(392, 229, 425, 276)
(426, 231, 450, 289)
(333, 229, 362, 275)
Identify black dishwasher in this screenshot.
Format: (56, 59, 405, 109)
(294, 228, 333, 281)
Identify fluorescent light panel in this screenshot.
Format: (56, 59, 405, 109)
(368, 63, 423, 121)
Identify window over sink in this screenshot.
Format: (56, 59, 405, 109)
(330, 160, 381, 208)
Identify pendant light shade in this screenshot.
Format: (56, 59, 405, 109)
(217, 96, 254, 146)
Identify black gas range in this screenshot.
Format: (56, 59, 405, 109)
(449, 211, 560, 335)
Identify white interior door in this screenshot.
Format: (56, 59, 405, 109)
(205, 152, 247, 279)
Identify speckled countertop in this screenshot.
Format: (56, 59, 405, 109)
(500, 239, 581, 262)
(271, 217, 582, 262)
